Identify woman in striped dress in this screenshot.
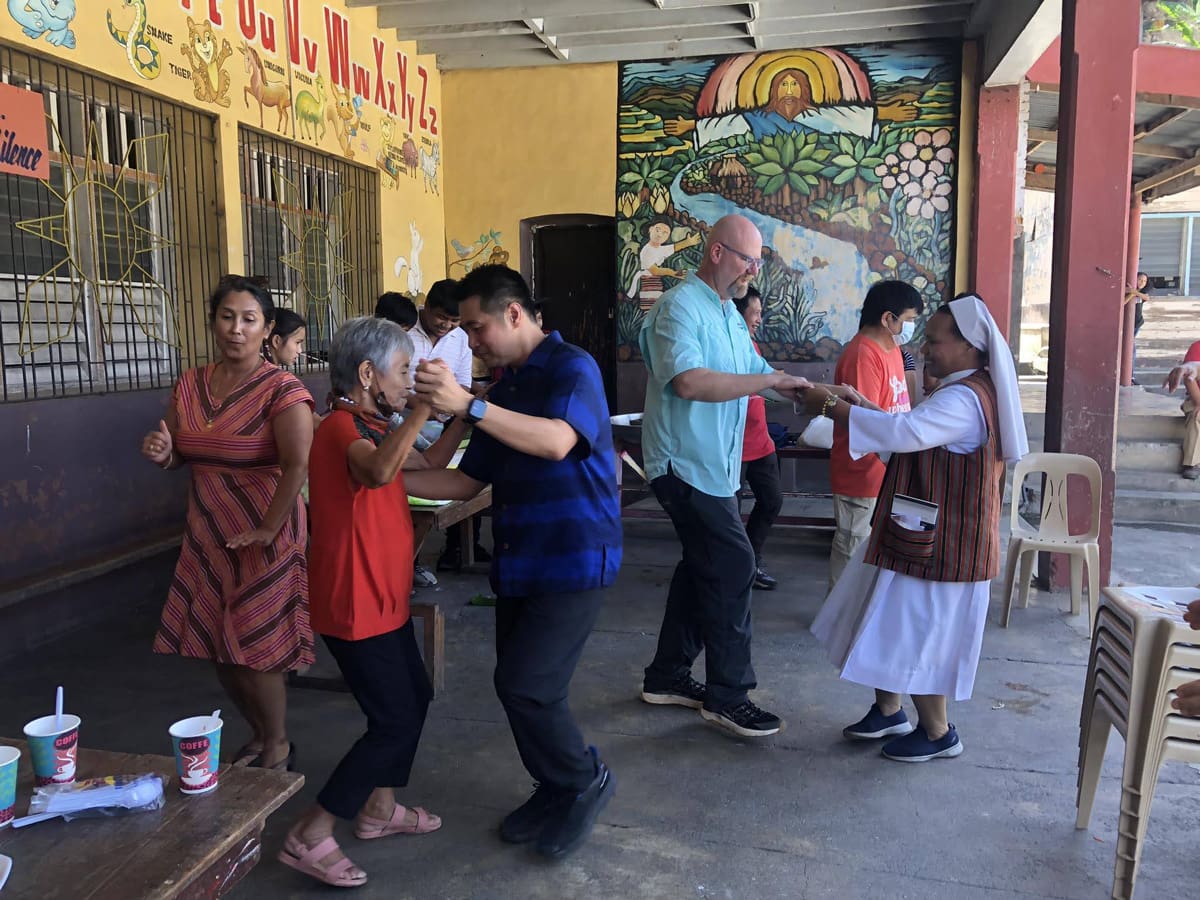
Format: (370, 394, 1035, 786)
(141, 276, 315, 771)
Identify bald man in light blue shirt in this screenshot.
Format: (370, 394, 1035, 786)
(638, 214, 810, 739)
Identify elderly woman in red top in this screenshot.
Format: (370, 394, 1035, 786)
(278, 316, 441, 889)
(141, 275, 314, 772)
(733, 286, 783, 590)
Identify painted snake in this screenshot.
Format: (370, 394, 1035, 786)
(107, 0, 160, 80)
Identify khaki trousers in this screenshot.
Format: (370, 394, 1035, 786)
(829, 494, 877, 592)
(1184, 400, 1200, 467)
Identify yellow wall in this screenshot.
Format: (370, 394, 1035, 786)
(0, 0, 444, 295)
(441, 63, 615, 274)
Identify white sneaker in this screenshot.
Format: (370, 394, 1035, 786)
(413, 564, 438, 587)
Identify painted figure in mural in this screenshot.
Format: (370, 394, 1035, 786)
(401, 135, 419, 178)
(628, 215, 702, 311)
(326, 84, 357, 159)
(181, 18, 233, 108)
(295, 77, 327, 142)
(664, 50, 917, 149)
(107, 0, 161, 80)
(241, 41, 291, 133)
(420, 142, 440, 194)
(393, 222, 424, 298)
(8, 0, 76, 48)
(376, 118, 402, 189)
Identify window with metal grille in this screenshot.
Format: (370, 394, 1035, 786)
(239, 127, 380, 371)
(0, 46, 222, 402)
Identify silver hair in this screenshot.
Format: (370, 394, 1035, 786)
(329, 316, 413, 396)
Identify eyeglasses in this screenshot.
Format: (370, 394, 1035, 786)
(717, 242, 763, 272)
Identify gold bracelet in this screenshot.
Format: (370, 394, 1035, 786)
(821, 394, 838, 418)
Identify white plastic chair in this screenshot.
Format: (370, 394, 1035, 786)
(1000, 452, 1102, 634)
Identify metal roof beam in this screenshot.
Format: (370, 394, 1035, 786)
(540, 7, 753, 35)
(1026, 126, 1190, 160)
(433, 21, 964, 69)
(373, 0, 737, 29)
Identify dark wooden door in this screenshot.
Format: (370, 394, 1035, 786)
(525, 216, 617, 412)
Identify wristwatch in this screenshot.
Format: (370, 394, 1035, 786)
(464, 398, 488, 425)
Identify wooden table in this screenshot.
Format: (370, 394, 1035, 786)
(0, 740, 303, 899)
(618, 444, 836, 530)
(409, 485, 493, 570)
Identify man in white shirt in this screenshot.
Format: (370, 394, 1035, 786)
(409, 279, 473, 390)
(408, 279, 491, 572)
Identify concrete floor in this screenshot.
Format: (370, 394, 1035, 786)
(3, 520, 1200, 899)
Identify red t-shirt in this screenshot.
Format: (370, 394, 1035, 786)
(308, 410, 413, 641)
(1185, 340, 1200, 364)
(830, 332, 911, 497)
(741, 342, 776, 462)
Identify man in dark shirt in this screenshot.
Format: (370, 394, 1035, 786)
(406, 265, 620, 861)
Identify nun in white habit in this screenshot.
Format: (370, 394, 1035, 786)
(804, 295, 1028, 763)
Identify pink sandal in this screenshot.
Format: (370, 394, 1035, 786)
(354, 803, 442, 840)
(278, 834, 367, 888)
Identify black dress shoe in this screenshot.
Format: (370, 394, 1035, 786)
(499, 783, 570, 843)
(753, 568, 778, 590)
(535, 748, 614, 859)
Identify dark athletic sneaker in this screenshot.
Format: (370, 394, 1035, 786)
(641, 674, 707, 709)
(843, 703, 916, 741)
(753, 568, 778, 590)
(500, 783, 571, 844)
(701, 699, 784, 737)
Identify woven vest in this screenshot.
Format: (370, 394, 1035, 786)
(864, 371, 1004, 583)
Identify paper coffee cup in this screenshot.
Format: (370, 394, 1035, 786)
(23, 714, 80, 787)
(0, 745, 19, 827)
(168, 716, 223, 795)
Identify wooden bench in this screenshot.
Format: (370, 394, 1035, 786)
(290, 602, 445, 696)
(0, 740, 303, 898)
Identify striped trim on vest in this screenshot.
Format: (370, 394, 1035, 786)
(864, 371, 1005, 583)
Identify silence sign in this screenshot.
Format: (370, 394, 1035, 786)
(0, 83, 49, 180)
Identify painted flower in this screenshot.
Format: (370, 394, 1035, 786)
(903, 171, 952, 219)
(618, 191, 642, 218)
(914, 128, 955, 167)
(874, 152, 911, 191)
(650, 184, 671, 214)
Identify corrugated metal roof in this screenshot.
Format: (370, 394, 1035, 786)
(1026, 84, 1200, 199)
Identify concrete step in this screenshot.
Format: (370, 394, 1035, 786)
(1024, 412, 1185, 442)
(1114, 489, 1200, 524)
(1117, 469, 1200, 492)
(1116, 440, 1183, 472)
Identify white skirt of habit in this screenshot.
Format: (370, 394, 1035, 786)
(810, 542, 991, 701)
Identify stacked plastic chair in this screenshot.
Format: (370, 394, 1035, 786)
(1076, 585, 1200, 899)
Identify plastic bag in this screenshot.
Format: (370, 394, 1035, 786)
(24, 773, 164, 824)
(799, 415, 834, 450)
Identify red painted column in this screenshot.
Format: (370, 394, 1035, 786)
(971, 85, 1022, 335)
(1120, 195, 1142, 386)
(1043, 0, 1139, 586)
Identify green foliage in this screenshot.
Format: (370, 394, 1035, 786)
(820, 133, 891, 186)
(617, 156, 672, 194)
(1158, 1, 1200, 47)
(744, 133, 829, 198)
(616, 300, 646, 346)
(754, 258, 826, 347)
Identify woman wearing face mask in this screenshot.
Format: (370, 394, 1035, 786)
(279, 317, 441, 888)
(826, 280, 924, 592)
(265, 309, 307, 368)
(140, 275, 315, 772)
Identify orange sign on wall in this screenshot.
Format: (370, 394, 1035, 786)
(0, 83, 49, 180)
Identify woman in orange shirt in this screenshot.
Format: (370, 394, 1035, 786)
(279, 317, 442, 888)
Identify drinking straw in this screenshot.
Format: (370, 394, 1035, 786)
(54, 686, 63, 731)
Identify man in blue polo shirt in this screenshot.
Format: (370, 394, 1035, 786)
(406, 264, 620, 861)
(640, 214, 811, 739)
